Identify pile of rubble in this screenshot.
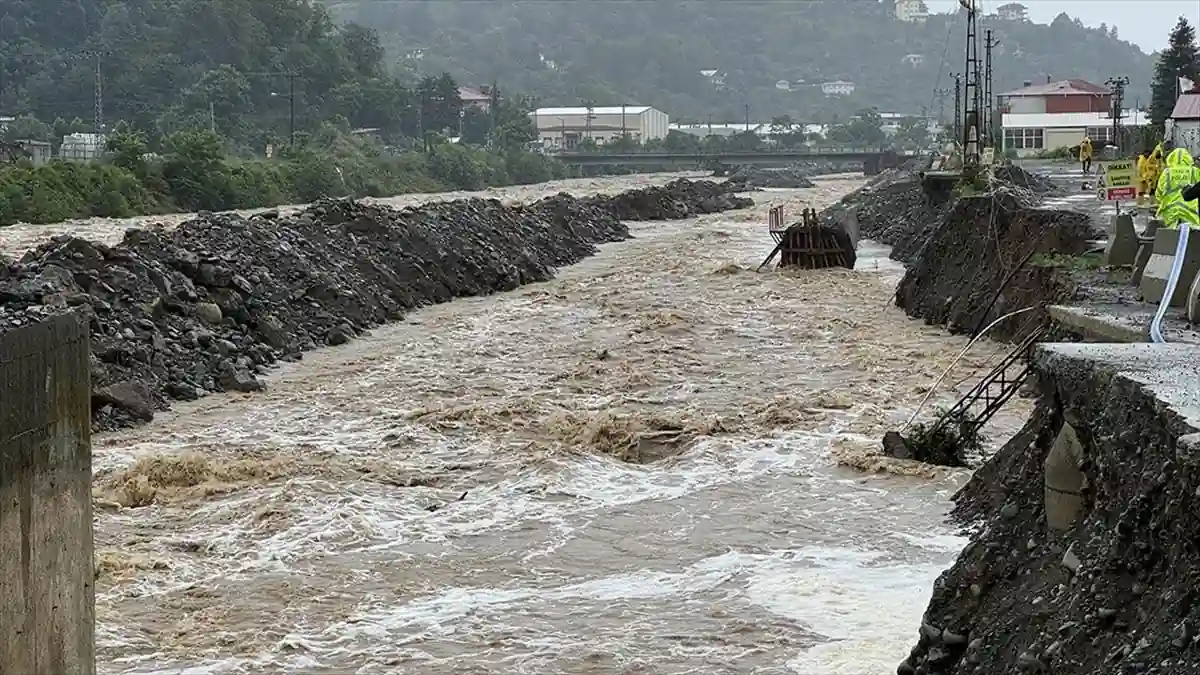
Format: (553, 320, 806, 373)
(723, 165, 816, 189)
(0, 179, 752, 429)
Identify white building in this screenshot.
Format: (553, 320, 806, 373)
(531, 106, 668, 149)
(1000, 111, 1150, 157)
(821, 80, 856, 97)
(895, 0, 929, 23)
(59, 133, 107, 162)
(994, 3, 1029, 21)
(1166, 84, 1200, 158)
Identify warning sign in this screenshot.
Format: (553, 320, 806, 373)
(1097, 161, 1138, 201)
(1101, 161, 1136, 188)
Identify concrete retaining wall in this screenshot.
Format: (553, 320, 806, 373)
(0, 313, 95, 675)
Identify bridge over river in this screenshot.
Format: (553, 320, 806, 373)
(549, 147, 921, 174)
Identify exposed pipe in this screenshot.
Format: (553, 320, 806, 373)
(1149, 225, 1189, 343)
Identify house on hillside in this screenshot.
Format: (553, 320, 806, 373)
(821, 80, 856, 96)
(59, 133, 106, 162)
(895, 0, 928, 23)
(0, 116, 13, 132)
(995, 3, 1029, 21)
(458, 85, 492, 112)
(1166, 83, 1200, 157)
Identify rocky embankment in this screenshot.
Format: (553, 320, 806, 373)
(722, 160, 863, 190)
(0, 178, 752, 430)
(901, 343, 1200, 675)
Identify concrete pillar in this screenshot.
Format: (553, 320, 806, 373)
(1131, 219, 1162, 287)
(1139, 226, 1200, 306)
(1044, 421, 1085, 532)
(1102, 213, 1138, 267)
(0, 314, 95, 675)
(1187, 268, 1200, 324)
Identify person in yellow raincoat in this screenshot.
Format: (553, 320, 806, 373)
(1155, 147, 1200, 229)
(1144, 143, 1165, 198)
(1078, 136, 1093, 174)
(1136, 153, 1148, 206)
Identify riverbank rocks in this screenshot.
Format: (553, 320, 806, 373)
(724, 165, 816, 189)
(0, 178, 752, 430)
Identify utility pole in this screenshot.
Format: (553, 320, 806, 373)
(744, 103, 750, 131)
(1106, 76, 1129, 153)
(961, 0, 982, 169)
(93, 52, 104, 134)
(952, 73, 962, 143)
(621, 103, 627, 138)
(288, 73, 296, 148)
(209, 100, 216, 132)
(934, 86, 951, 136)
(984, 29, 998, 148)
(487, 80, 498, 149)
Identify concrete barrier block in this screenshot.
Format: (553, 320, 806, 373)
(1139, 227, 1200, 307)
(1130, 220, 1161, 287)
(1103, 214, 1138, 266)
(0, 314, 95, 675)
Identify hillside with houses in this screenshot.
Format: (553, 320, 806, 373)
(327, 0, 1154, 121)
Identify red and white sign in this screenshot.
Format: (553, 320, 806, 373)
(1102, 186, 1137, 201)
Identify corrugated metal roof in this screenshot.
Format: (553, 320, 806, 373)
(1002, 110, 1150, 129)
(1170, 93, 1200, 120)
(1000, 79, 1109, 97)
(532, 106, 654, 116)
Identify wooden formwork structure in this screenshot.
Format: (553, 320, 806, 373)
(757, 205, 850, 271)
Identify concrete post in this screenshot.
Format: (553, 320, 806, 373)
(1044, 421, 1085, 532)
(0, 313, 95, 675)
(1102, 214, 1137, 267)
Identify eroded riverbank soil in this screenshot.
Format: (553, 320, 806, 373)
(901, 343, 1200, 675)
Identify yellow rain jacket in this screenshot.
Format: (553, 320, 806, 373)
(1136, 154, 1147, 189)
(1078, 137, 1093, 161)
(1155, 147, 1200, 228)
(1144, 144, 1165, 191)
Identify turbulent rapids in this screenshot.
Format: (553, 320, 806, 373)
(0, 172, 1035, 674)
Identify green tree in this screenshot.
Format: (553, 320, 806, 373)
(828, 108, 885, 146)
(1150, 17, 1199, 127)
(106, 128, 150, 178)
(161, 130, 233, 211)
(2, 116, 53, 142)
(893, 116, 929, 149)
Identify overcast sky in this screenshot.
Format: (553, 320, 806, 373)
(923, 0, 1200, 52)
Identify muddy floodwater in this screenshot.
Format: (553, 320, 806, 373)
(70, 174, 1029, 674)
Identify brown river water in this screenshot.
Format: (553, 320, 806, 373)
(5, 173, 1030, 674)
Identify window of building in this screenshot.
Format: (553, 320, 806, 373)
(1086, 126, 1114, 145)
(1003, 127, 1044, 150)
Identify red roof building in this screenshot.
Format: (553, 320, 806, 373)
(998, 78, 1111, 115)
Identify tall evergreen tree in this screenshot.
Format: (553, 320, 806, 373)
(1150, 17, 1199, 127)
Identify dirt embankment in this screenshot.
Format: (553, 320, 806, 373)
(0, 179, 752, 430)
(822, 163, 1096, 343)
(894, 189, 1097, 341)
(900, 343, 1200, 674)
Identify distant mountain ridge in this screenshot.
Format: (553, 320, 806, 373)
(326, 0, 1154, 121)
